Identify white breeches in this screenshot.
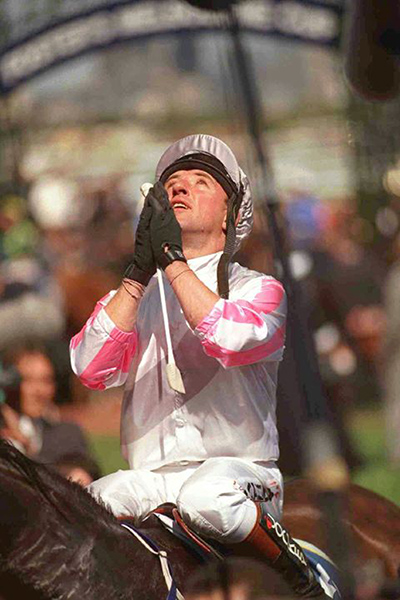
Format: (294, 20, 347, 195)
(88, 457, 283, 543)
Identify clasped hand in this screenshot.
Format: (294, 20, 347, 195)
(127, 182, 184, 285)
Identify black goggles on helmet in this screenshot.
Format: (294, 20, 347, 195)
(159, 152, 239, 201)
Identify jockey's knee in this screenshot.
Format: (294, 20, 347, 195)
(176, 467, 257, 543)
(88, 470, 142, 520)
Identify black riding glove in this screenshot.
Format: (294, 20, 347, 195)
(147, 181, 187, 270)
(124, 196, 156, 286)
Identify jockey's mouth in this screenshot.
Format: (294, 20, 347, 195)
(171, 199, 190, 210)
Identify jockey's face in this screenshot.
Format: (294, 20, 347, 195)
(16, 352, 56, 419)
(164, 169, 228, 256)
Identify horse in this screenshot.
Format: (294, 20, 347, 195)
(282, 479, 400, 582)
(0, 440, 285, 600)
(0, 439, 399, 600)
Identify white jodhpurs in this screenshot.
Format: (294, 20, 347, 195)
(88, 457, 283, 543)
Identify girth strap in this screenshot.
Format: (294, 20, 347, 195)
(121, 522, 184, 600)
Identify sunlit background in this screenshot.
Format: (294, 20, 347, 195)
(0, 0, 399, 502)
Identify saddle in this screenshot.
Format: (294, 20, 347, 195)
(152, 503, 227, 562)
(149, 503, 342, 599)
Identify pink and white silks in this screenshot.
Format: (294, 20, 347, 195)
(70, 251, 287, 472)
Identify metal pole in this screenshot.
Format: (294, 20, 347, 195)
(224, 6, 354, 596)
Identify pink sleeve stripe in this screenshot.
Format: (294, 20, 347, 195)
(220, 300, 263, 327)
(70, 292, 114, 350)
(196, 279, 285, 334)
(220, 294, 284, 326)
(201, 323, 286, 368)
(77, 377, 107, 391)
(78, 328, 137, 388)
(241, 280, 285, 315)
(109, 327, 138, 373)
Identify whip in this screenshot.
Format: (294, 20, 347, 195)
(140, 183, 185, 395)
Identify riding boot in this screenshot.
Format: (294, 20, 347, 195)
(242, 507, 326, 597)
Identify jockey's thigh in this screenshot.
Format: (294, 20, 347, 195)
(87, 464, 199, 522)
(176, 457, 283, 544)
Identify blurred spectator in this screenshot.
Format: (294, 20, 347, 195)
(13, 343, 60, 421)
(315, 207, 386, 402)
(29, 174, 134, 274)
(0, 193, 38, 261)
(382, 234, 400, 466)
(238, 196, 368, 473)
(81, 175, 135, 273)
(284, 188, 329, 252)
(295, 204, 387, 470)
(318, 207, 384, 338)
(0, 343, 100, 471)
(0, 256, 65, 351)
(28, 175, 129, 340)
(185, 558, 293, 600)
(0, 193, 65, 352)
(297, 204, 386, 469)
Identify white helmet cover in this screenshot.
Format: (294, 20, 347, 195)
(155, 134, 253, 253)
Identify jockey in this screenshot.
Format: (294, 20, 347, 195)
(70, 134, 323, 597)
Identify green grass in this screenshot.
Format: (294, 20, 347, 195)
(89, 407, 400, 506)
(89, 434, 128, 475)
(348, 408, 400, 505)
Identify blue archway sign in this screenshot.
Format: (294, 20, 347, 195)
(0, 0, 344, 94)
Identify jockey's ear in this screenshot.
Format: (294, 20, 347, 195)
(222, 196, 241, 235)
(222, 211, 240, 235)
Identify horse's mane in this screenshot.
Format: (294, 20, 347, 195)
(0, 440, 145, 600)
(0, 440, 116, 526)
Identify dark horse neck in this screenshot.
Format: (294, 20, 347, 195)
(0, 441, 180, 600)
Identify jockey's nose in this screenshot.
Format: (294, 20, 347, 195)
(171, 180, 189, 196)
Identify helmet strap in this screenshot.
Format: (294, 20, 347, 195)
(217, 189, 243, 299)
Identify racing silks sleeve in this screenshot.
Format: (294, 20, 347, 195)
(194, 275, 286, 368)
(70, 291, 138, 390)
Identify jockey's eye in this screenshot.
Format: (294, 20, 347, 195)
(165, 180, 175, 190)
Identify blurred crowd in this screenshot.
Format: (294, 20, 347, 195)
(1, 171, 400, 483)
(0, 175, 135, 483)
(239, 185, 400, 473)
